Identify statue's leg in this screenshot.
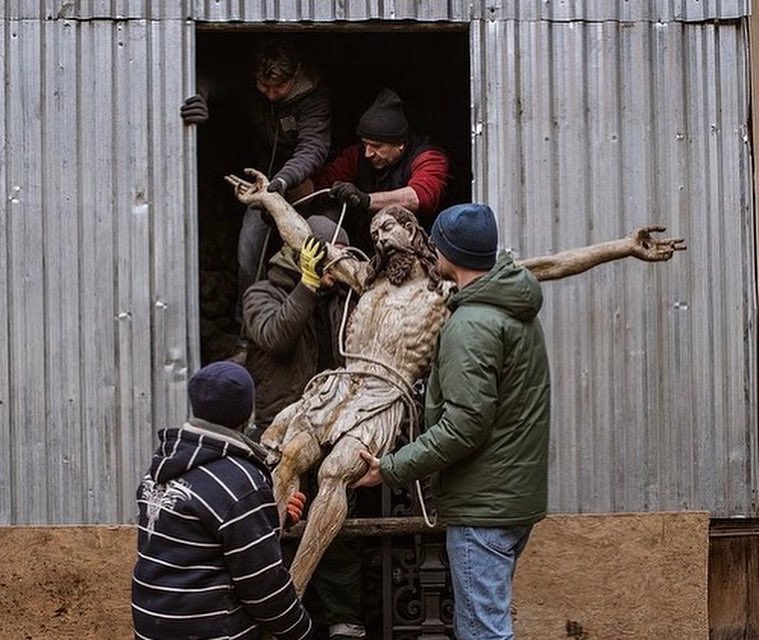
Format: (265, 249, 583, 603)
(272, 430, 322, 524)
(289, 435, 368, 596)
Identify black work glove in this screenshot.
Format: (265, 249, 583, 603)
(266, 176, 288, 195)
(330, 181, 371, 213)
(180, 94, 209, 125)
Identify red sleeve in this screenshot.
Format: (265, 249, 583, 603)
(311, 144, 362, 189)
(407, 149, 451, 217)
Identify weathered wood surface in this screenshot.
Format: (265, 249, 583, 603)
(282, 516, 444, 539)
(709, 529, 759, 639)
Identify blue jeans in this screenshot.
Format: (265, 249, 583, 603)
(446, 524, 533, 640)
(236, 205, 271, 323)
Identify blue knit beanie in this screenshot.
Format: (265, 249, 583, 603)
(431, 203, 498, 270)
(188, 362, 254, 429)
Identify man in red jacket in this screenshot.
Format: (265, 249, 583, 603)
(300, 87, 451, 254)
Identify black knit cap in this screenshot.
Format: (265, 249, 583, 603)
(188, 362, 254, 430)
(431, 203, 499, 270)
(355, 88, 409, 143)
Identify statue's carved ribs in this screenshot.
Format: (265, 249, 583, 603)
(344, 280, 447, 382)
(400, 292, 449, 380)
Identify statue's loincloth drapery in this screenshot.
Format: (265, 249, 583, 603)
(279, 365, 411, 456)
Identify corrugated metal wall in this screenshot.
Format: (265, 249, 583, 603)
(0, 0, 755, 523)
(0, 5, 199, 523)
(470, 16, 756, 515)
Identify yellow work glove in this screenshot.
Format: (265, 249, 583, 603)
(299, 236, 327, 291)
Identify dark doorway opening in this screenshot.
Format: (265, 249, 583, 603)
(195, 25, 472, 364)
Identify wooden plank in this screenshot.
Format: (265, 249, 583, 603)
(709, 536, 748, 640)
(747, 535, 759, 637)
(282, 517, 443, 539)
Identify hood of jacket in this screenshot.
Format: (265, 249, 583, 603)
(149, 418, 269, 484)
(265, 246, 301, 290)
(281, 65, 320, 104)
(449, 250, 543, 322)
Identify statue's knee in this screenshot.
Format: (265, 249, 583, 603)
(279, 444, 302, 471)
(317, 462, 348, 490)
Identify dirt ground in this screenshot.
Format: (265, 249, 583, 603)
(514, 511, 709, 639)
(0, 526, 135, 639)
(0, 512, 708, 639)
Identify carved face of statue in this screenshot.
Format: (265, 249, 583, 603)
(369, 208, 422, 286)
(371, 210, 415, 256)
(364, 206, 443, 291)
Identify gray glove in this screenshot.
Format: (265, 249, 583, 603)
(266, 176, 288, 195)
(180, 94, 209, 125)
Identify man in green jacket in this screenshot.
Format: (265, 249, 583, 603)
(352, 202, 550, 640)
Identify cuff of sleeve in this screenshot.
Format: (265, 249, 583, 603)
(291, 280, 320, 302)
(271, 173, 290, 189)
(379, 455, 403, 489)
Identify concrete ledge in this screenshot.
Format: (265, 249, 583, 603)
(0, 511, 709, 639)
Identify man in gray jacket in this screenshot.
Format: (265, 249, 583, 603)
(241, 216, 350, 433)
(353, 203, 550, 640)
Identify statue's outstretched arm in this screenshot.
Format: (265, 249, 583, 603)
(225, 169, 368, 292)
(517, 225, 686, 282)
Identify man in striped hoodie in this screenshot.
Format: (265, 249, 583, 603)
(132, 361, 312, 640)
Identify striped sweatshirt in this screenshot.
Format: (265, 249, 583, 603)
(132, 419, 312, 640)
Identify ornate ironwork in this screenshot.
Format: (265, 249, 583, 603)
(302, 381, 456, 639)
(376, 383, 454, 639)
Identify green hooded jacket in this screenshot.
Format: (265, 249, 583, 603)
(379, 252, 551, 526)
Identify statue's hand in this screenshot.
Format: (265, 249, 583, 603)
(628, 225, 686, 262)
(224, 168, 270, 206)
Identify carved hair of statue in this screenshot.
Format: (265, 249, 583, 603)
(364, 206, 443, 292)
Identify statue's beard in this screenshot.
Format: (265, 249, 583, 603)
(378, 248, 416, 286)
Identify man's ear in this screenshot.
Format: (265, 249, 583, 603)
(404, 221, 418, 239)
